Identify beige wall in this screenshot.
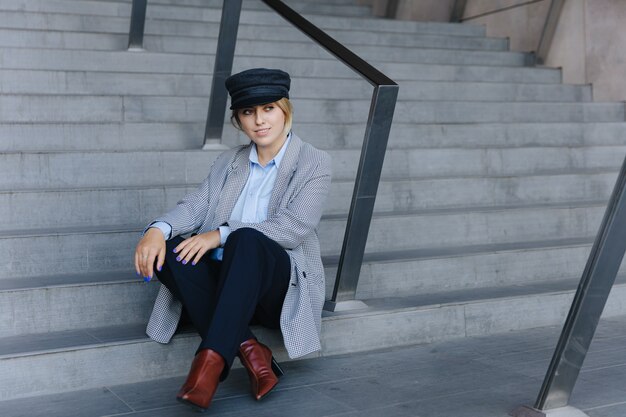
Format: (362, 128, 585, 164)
(395, 0, 454, 21)
(547, 0, 626, 101)
(462, 0, 551, 52)
(543, 0, 586, 85)
(363, 0, 626, 101)
(357, 0, 455, 21)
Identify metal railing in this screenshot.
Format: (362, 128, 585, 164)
(127, 0, 399, 312)
(450, 0, 467, 22)
(536, 0, 566, 64)
(127, 0, 147, 50)
(512, 154, 626, 415)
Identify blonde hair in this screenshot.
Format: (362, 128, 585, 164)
(230, 97, 293, 136)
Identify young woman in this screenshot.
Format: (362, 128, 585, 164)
(134, 68, 331, 412)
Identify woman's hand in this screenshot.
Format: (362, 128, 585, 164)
(173, 230, 221, 266)
(135, 227, 166, 280)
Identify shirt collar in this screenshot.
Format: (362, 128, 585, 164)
(249, 131, 292, 168)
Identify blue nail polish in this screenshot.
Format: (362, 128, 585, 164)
(136, 271, 140, 276)
(182, 260, 187, 265)
(144, 276, 150, 282)
(192, 262, 196, 266)
(172, 249, 177, 253)
(176, 256, 181, 262)
(157, 266, 162, 272)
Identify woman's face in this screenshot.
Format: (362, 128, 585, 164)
(236, 102, 287, 152)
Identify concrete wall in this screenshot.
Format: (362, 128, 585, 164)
(546, 0, 626, 101)
(462, 0, 551, 52)
(362, 0, 626, 101)
(357, 0, 455, 21)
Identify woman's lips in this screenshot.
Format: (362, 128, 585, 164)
(255, 128, 270, 136)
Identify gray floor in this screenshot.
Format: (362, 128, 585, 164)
(2, 316, 626, 417)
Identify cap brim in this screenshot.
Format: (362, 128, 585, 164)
(229, 94, 285, 110)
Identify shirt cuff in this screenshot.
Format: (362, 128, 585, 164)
(148, 221, 172, 240)
(218, 225, 230, 246)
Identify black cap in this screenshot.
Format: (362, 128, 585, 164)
(225, 68, 290, 110)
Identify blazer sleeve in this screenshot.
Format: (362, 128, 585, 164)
(151, 150, 232, 238)
(226, 150, 331, 250)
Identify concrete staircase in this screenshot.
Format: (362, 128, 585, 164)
(2, 0, 626, 402)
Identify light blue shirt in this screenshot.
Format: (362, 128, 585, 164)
(150, 133, 292, 260)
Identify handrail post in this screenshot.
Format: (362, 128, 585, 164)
(128, 0, 148, 50)
(325, 85, 398, 311)
(536, 0, 566, 64)
(512, 153, 626, 416)
(450, 0, 467, 22)
(260, 0, 399, 312)
(203, 0, 243, 148)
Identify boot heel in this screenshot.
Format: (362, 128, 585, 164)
(271, 357, 284, 377)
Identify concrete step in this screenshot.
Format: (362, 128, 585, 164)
(73, 0, 367, 8)
(1, 279, 625, 401)
(0, 1, 484, 37)
(0, 202, 608, 279)
(0, 237, 607, 338)
(0, 36, 532, 67)
(1, 145, 624, 189)
(0, 0, 372, 19)
(6, 121, 624, 153)
(2, 95, 620, 124)
(0, 170, 619, 231)
(0, 65, 563, 97)
(0, 70, 589, 102)
(0, 9, 486, 39)
(0, 272, 158, 338)
(0, 237, 605, 337)
(0, 27, 508, 53)
(0, 47, 530, 76)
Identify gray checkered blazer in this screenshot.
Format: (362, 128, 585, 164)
(146, 134, 332, 359)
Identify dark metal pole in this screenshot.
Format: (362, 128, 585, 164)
(128, 0, 147, 50)
(536, 0, 566, 64)
(326, 85, 398, 310)
(385, 0, 400, 19)
(261, 0, 398, 310)
(450, 0, 468, 22)
(203, 0, 243, 146)
(532, 153, 626, 410)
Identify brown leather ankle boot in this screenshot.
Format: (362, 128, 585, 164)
(237, 338, 282, 400)
(176, 349, 224, 412)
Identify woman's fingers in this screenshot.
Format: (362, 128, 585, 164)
(135, 229, 166, 280)
(156, 246, 165, 273)
(173, 235, 211, 265)
(171, 232, 218, 266)
(134, 251, 141, 276)
(180, 239, 202, 265)
(191, 247, 208, 266)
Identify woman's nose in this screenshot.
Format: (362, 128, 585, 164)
(255, 110, 264, 124)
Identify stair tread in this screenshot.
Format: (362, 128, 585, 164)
(0, 168, 619, 194)
(0, 236, 597, 294)
(4, 275, 625, 360)
(0, 199, 610, 239)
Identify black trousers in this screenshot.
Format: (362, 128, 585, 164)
(155, 227, 291, 376)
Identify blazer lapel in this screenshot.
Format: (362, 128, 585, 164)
(268, 134, 302, 215)
(213, 146, 251, 226)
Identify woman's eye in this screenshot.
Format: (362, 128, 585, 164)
(265, 106, 274, 111)
(241, 109, 252, 115)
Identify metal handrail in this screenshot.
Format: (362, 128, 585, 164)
(127, 0, 147, 50)
(128, 0, 399, 311)
(450, 0, 467, 22)
(536, 0, 566, 64)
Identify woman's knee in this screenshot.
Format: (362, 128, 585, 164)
(164, 236, 184, 261)
(224, 227, 265, 247)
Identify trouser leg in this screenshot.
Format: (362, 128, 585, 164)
(155, 236, 219, 339)
(199, 227, 291, 370)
